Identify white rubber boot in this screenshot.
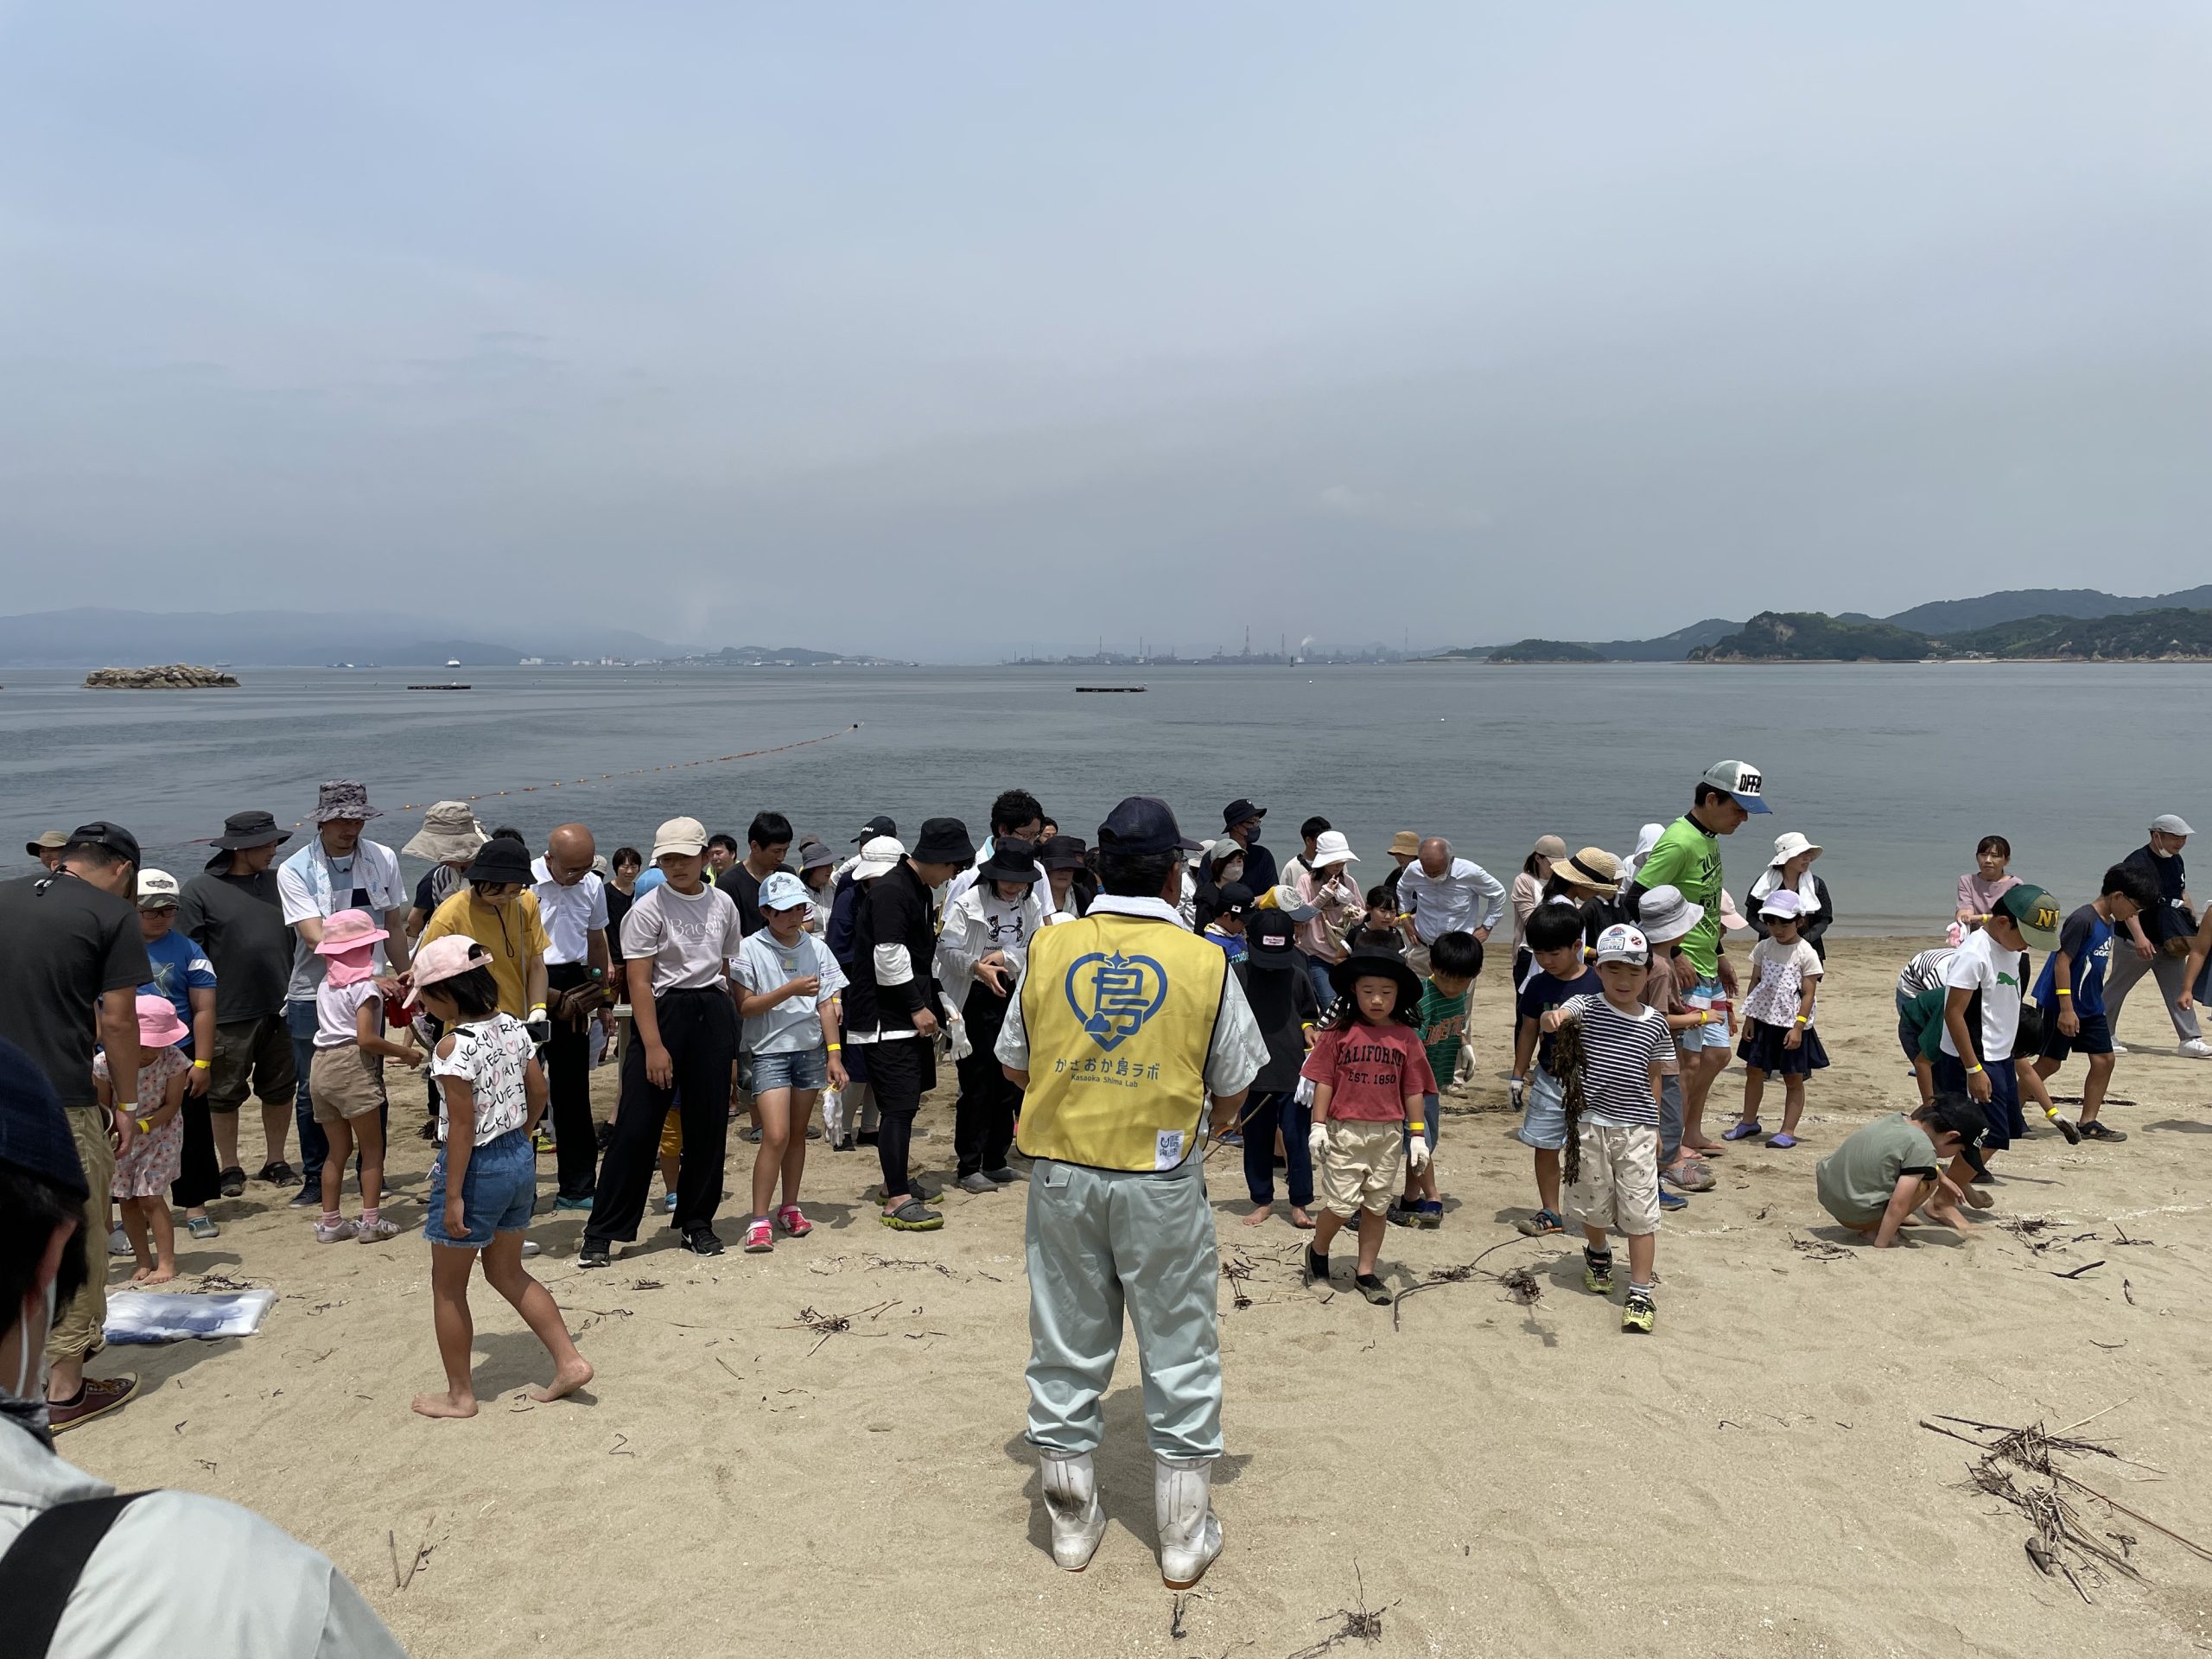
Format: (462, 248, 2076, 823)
(1154, 1454, 1223, 1589)
(1039, 1451, 1108, 1571)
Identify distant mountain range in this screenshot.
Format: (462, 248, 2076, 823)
(1432, 585, 2212, 664)
(0, 609, 899, 668)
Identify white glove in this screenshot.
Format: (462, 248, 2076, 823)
(944, 1011, 974, 1060)
(1509, 1076, 1526, 1110)
(1293, 1075, 1316, 1109)
(1306, 1122, 1330, 1165)
(1407, 1135, 1431, 1173)
(1454, 1046, 1476, 1085)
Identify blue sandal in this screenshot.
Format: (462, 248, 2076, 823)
(1722, 1121, 1763, 1141)
(1515, 1208, 1566, 1237)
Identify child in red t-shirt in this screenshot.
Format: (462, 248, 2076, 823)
(1300, 950, 1435, 1305)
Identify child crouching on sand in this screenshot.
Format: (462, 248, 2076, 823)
(410, 936, 592, 1419)
(1541, 925, 1671, 1333)
(1815, 1095, 1988, 1245)
(1301, 950, 1435, 1305)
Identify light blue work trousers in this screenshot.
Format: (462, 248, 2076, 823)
(1024, 1154, 1223, 1460)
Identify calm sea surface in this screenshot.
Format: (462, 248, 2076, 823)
(3, 662, 2205, 932)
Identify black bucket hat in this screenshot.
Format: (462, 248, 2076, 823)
(204, 809, 292, 871)
(1221, 798, 1266, 830)
(1327, 949, 1422, 1012)
(976, 837, 1042, 886)
(1039, 835, 1089, 872)
(912, 817, 976, 867)
(465, 836, 536, 887)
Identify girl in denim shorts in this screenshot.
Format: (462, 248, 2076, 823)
(731, 871, 850, 1252)
(408, 936, 593, 1419)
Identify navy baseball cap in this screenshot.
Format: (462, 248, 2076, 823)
(852, 814, 896, 845)
(1099, 798, 1204, 857)
(0, 1038, 89, 1198)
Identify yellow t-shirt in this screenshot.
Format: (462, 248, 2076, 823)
(418, 889, 551, 1018)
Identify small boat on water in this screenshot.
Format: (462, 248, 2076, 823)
(1074, 685, 1147, 693)
(408, 682, 472, 691)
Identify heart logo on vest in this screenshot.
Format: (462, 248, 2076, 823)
(1064, 951, 1169, 1052)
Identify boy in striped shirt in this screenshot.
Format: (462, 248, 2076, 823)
(1540, 924, 1671, 1333)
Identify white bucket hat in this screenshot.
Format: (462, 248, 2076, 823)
(851, 835, 905, 880)
(1310, 830, 1358, 867)
(1768, 830, 1821, 867)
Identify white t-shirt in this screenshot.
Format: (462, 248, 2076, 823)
(1938, 926, 2024, 1062)
(276, 838, 408, 1001)
(732, 929, 849, 1054)
(530, 857, 610, 965)
(313, 976, 382, 1049)
(1744, 937, 1822, 1027)
(431, 1014, 534, 1145)
(620, 881, 746, 994)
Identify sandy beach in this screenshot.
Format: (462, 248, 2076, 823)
(58, 937, 2212, 1657)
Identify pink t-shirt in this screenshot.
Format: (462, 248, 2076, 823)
(1300, 1022, 1437, 1122)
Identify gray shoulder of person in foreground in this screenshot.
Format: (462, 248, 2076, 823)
(54, 1488, 410, 1656)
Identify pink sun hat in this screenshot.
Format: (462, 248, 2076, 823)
(314, 908, 390, 956)
(133, 993, 190, 1049)
(410, 934, 493, 990)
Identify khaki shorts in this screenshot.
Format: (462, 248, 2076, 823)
(1318, 1121, 1405, 1219)
(308, 1046, 387, 1123)
(1566, 1122, 1661, 1237)
(207, 1014, 296, 1113)
(48, 1105, 115, 1363)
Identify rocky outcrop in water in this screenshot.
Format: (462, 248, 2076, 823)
(83, 664, 241, 689)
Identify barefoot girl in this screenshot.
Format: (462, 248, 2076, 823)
(408, 936, 592, 1419)
(99, 995, 192, 1283)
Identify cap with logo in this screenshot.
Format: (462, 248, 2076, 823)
(1593, 923, 1651, 965)
(1256, 883, 1319, 923)
(757, 870, 812, 912)
(1220, 798, 1266, 830)
(1993, 881, 2061, 950)
(1700, 760, 1772, 815)
(852, 813, 898, 845)
(135, 868, 182, 907)
(1214, 880, 1255, 916)
(1247, 907, 1298, 959)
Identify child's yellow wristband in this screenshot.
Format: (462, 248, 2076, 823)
(2053, 988, 2071, 995)
(1966, 1064, 1984, 1075)
(826, 1043, 842, 1052)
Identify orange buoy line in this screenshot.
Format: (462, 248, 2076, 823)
(248, 724, 865, 829)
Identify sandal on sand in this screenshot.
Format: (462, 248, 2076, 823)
(1721, 1121, 1762, 1141)
(1766, 1133, 1799, 1149)
(1664, 1160, 1716, 1193)
(880, 1200, 943, 1231)
(1515, 1209, 1566, 1237)
(255, 1160, 295, 1185)
(217, 1166, 246, 1198)
(1355, 1274, 1393, 1306)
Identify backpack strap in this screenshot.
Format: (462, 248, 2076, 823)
(0, 1491, 151, 1658)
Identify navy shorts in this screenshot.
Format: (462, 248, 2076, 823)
(2037, 1007, 2113, 1063)
(1738, 1017, 1829, 1077)
(1933, 1050, 2025, 1150)
(423, 1127, 537, 1247)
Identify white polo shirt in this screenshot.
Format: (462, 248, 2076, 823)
(530, 856, 610, 966)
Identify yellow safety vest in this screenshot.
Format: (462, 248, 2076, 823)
(1014, 912, 1228, 1172)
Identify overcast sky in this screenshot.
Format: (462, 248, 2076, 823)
(3, 3, 2208, 658)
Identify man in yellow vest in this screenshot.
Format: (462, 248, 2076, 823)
(996, 797, 1265, 1588)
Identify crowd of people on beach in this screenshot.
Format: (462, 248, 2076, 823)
(2, 768, 2206, 1599)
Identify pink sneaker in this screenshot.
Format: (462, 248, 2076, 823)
(776, 1205, 812, 1237)
(742, 1217, 774, 1253)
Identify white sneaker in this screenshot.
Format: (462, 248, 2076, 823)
(313, 1217, 358, 1243)
(1154, 1454, 1223, 1589)
(107, 1226, 133, 1257)
(521, 1239, 542, 1258)
(2108, 1041, 2130, 1054)
(2180, 1039, 2212, 1059)
(354, 1217, 401, 1243)
(1039, 1451, 1108, 1571)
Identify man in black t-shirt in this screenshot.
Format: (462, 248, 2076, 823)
(0, 821, 151, 1431)
(715, 810, 794, 937)
(175, 810, 302, 1193)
